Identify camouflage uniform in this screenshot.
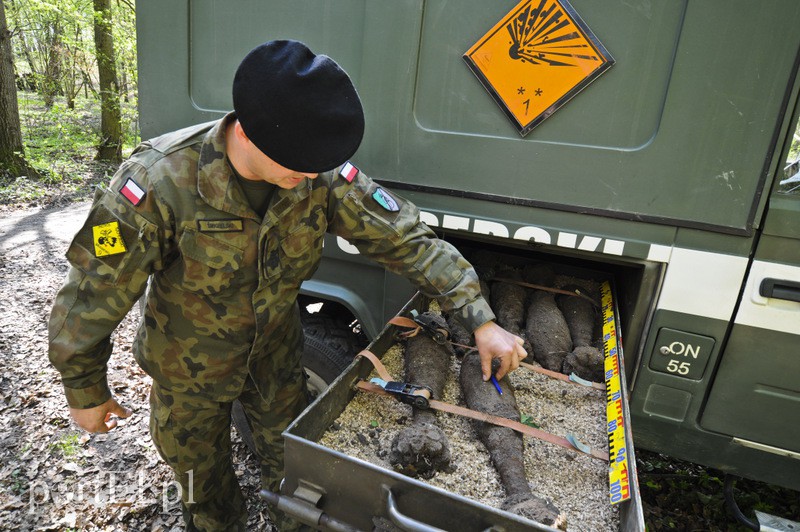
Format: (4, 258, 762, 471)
(48, 113, 495, 530)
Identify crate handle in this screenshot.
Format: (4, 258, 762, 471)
(383, 485, 446, 532)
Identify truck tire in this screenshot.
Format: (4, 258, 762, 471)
(232, 312, 365, 454)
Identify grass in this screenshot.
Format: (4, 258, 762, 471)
(9, 467, 27, 496)
(48, 433, 81, 459)
(0, 91, 139, 207)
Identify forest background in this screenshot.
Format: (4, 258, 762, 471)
(0, 0, 798, 530)
(0, 0, 137, 201)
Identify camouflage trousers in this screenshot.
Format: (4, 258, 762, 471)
(149, 371, 309, 531)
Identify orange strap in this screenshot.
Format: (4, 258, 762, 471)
(388, 316, 418, 331)
(389, 317, 603, 391)
(355, 350, 608, 462)
(388, 316, 450, 342)
(491, 277, 600, 308)
(356, 348, 393, 381)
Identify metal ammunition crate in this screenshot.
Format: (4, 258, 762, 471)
(279, 280, 644, 531)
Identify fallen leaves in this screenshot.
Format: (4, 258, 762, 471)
(0, 203, 271, 530)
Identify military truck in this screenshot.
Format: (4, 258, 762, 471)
(136, 0, 800, 529)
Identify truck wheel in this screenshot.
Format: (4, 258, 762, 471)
(232, 312, 366, 454)
(301, 312, 365, 393)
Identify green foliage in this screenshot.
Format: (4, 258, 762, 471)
(20, 93, 100, 181)
(8, 0, 137, 104)
(48, 432, 81, 458)
(637, 450, 800, 531)
(0, 90, 138, 205)
(2, 0, 138, 204)
(788, 119, 800, 163)
(519, 413, 540, 428)
(9, 467, 28, 496)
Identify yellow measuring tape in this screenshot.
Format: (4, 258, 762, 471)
(601, 281, 632, 505)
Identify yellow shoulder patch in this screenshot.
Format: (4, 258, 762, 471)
(92, 221, 127, 257)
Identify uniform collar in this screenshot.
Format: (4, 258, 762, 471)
(197, 113, 311, 223)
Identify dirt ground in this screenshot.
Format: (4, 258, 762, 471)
(0, 201, 271, 531)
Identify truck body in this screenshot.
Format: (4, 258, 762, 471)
(136, 0, 800, 507)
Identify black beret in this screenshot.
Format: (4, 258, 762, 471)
(232, 40, 365, 173)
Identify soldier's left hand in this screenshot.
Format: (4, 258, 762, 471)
(69, 397, 132, 434)
(473, 321, 527, 381)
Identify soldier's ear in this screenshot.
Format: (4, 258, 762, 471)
(233, 121, 252, 145)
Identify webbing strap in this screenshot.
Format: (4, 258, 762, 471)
(388, 318, 603, 391)
(388, 316, 450, 343)
(387, 316, 418, 331)
(519, 362, 606, 391)
(491, 277, 600, 307)
(355, 350, 608, 462)
(356, 349, 393, 382)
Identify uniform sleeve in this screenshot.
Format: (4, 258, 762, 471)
(48, 161, 167, 408)
(326, 167, 495, 332)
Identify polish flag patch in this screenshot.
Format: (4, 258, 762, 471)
(120, 178, 146, 206)
(339, 161, 358, 183)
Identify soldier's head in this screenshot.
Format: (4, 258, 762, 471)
(232, 39, 365, 174)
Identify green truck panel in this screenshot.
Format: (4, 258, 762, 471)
(140, 0, 800, 233)
(137, 0, 800, 495)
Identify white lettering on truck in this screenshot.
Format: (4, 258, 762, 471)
(424, 212, 626, 255)
(664, 342, 701, 358)
(334, 210, 798, 335)
(343, 212, 627, 257)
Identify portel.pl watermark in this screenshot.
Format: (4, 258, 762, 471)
(27, 469, 194, 514)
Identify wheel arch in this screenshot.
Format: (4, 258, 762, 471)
(300, 279, 383, 339)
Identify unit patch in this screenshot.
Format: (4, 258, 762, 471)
(92, 221, 127, 257)
(120, 178, 146, 206)
(372, 188, 400, 212)
(339, 161, 358, 183)
(197, 219, 244, 232)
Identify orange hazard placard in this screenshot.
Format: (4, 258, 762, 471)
(464, 0, 614, 136)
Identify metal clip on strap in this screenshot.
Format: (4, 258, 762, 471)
(370, 378, 432, 409)
(389, 313, 449, 344)
(410, 310, 449, 344)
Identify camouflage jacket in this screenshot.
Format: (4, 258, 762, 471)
(48, 113, 495, 409)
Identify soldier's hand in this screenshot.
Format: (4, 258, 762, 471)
(69, 397, 132, 433)
(473, 321, 527, 382)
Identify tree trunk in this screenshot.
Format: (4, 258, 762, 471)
(0, 0, 32, 178)
(6, 0, 38, 94)
(120, 68, 128, 102)
(63, 26, 80, 110)
(42, 22, 62, 109)
(82, 70, 97, 98)
(92, 0, 121, 162)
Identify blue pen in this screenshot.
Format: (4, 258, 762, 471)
(490, 375, 503, 395)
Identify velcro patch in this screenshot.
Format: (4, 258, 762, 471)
(339, 161, 358, 183)
(120, 178, 146, 206)
(92, 221, 127, 257)
(372, 188, 400, 212)
(197, 219, 243, 232)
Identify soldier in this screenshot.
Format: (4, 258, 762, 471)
(48, 40, 527, 531)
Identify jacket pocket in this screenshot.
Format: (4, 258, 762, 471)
(264, 209, 325, 284)
(166, 229, 254, 295)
